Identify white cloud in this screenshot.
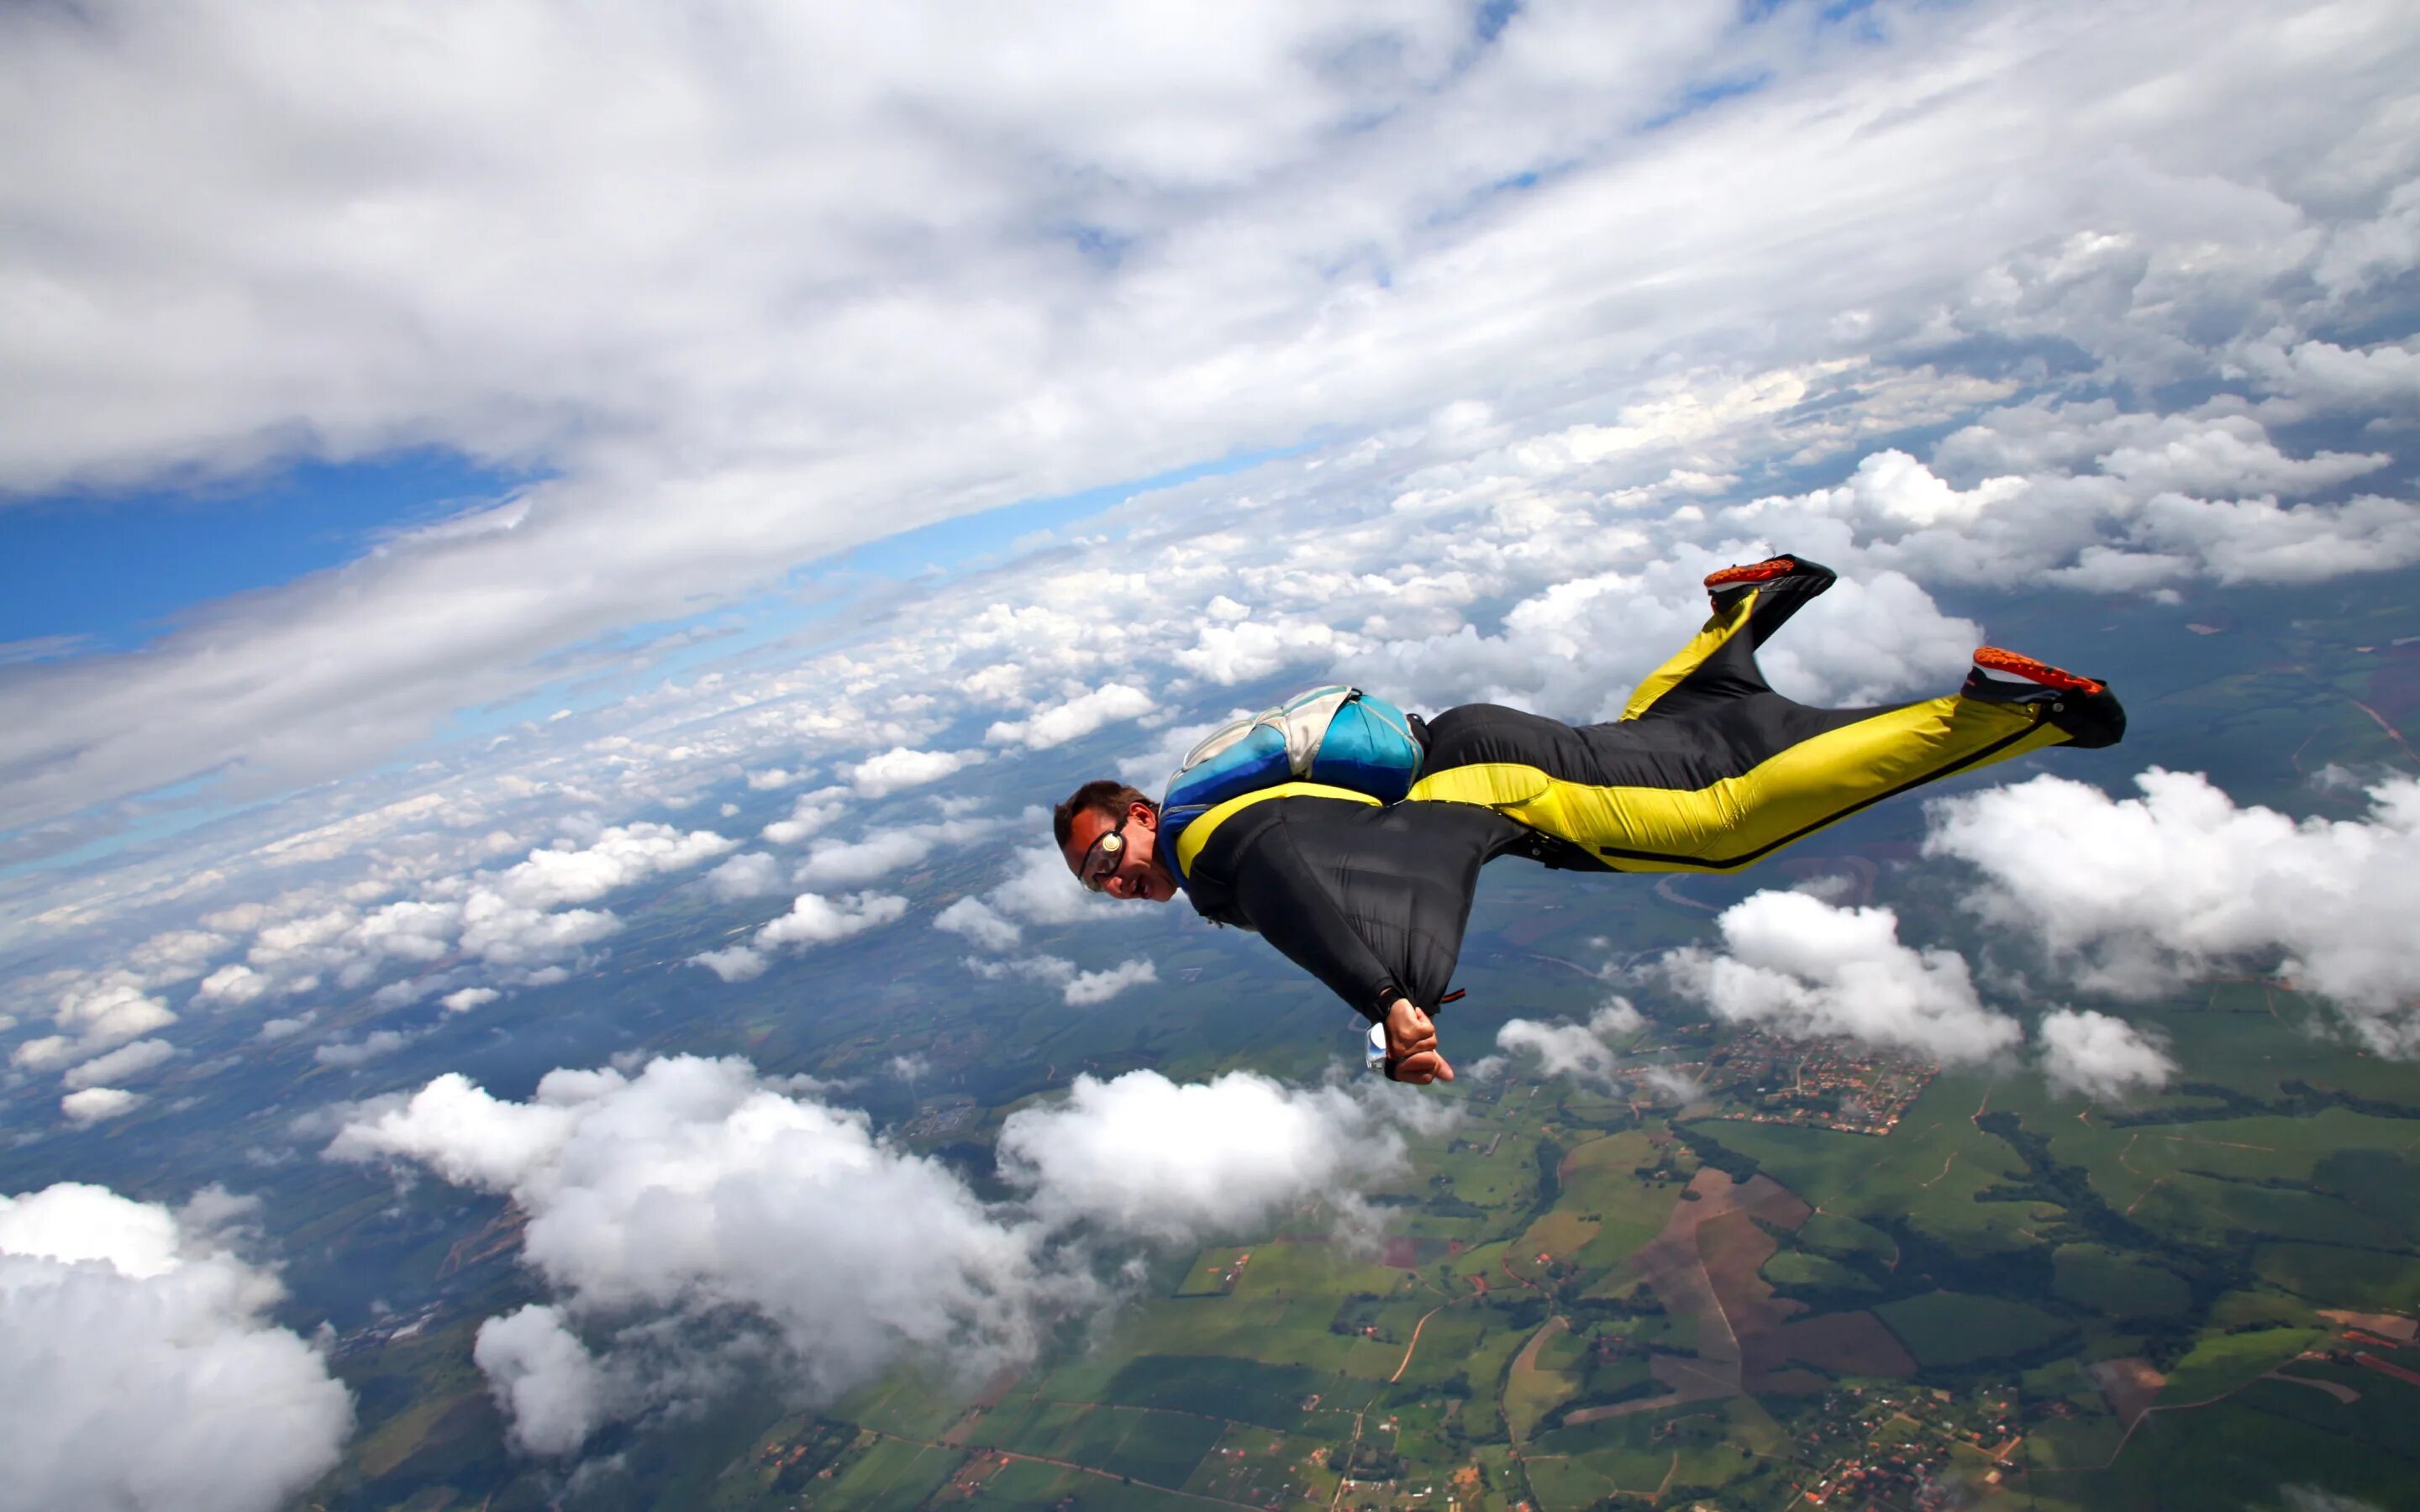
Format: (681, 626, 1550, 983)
(1636, 1066, 1705, 1105)
(492, 823, 737, 911)
(1661, 891, 2023, 1065)
(60, 1086, 147, 1124)
(197, 963, 268, 1005)
(760, 788, 850, 846)
(441, 986, 502, 1015)
(792, 831, 940, 889)
(933, 896, 1022, 953)
(61, 1037, 176, 1090)
(1491, 1000, 1645, 1085)
(11, 973, 178, 1071)
(996, 1069, 1412, 1244)
(688, 946, 769, 984)
(702, 852, 784, 901)
(457, 890, 619, 970)
(1062, 958, 1157, 1006)
(985, 683, 1155, 749)
(2036, 1009, 2177, 1101)
(847, 748, 981, 800)
(313, 1029, 416, 1068)
(754, 892, 909, 951)
(472, 1305, 612, 1458)
(1925, 769, 2420, 1055)
(327, 1053, 1444, 1455)
(0, 1183, 352, 1512)
(328, 1058, 1055, 1453)
(1174, 617, 1355, 686)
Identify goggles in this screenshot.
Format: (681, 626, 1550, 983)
(1076, 816, 1131, 892)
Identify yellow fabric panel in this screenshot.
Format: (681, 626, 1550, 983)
(1407, 697, 2066, 873)
(1174, 780, 1381, 876)
(1618, 592, 1754, 721)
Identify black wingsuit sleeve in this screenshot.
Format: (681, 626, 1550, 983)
(1185, 795, 1530, 1023)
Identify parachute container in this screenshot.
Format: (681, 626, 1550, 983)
(1159, 686, 1423, 884)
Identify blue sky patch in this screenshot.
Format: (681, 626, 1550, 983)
(0, 450, 534, 655)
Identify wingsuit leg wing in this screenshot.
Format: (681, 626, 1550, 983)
(1407, 554, 2124, 873)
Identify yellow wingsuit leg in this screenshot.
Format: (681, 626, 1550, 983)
(1406, 567, 2105, 874)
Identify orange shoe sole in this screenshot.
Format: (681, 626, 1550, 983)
(1972, 646, 2105, 696)
(1704, 556, 1799, 591)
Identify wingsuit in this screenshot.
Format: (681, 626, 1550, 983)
(1171, 558, 2123, 1027)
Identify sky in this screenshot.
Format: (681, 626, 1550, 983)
(3, 1, 2420, 1504)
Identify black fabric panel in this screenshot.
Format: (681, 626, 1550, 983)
(1420, 697, 1895, 795)
(1185, 795, 1530, 1021)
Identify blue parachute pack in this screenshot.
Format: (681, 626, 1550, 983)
(1158, 685, 1423, 888)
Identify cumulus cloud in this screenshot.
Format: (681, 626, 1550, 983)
(1491, 1000, 1646, 1085)
(1661, 891, 2023, 1065)
(996, 1069, 1413, 1243)
(792, 830, 942, 889)
(313, 1029, 416, 1068)
(0, 1182, 351, 1511)
(760, 787, 850, 847)
(457, 891, 619, 971)
(754, 892, 909, 951)
(688, 947, 769, 984)
(847, 748, 981, 800)
(985, 683, 1155, 749)
(934, 896, 1022, 953)
(61, 1037, 176, 1090)
(1062, 958, 1158, 1006)
(2036, 1009, 2177, 1101)
(702, 852, 785, 901)
(492, 824, 737, 911)
(11, 974, 177, 1071)
(472, 1305, 612, 1457)
(1637, 1066, 1707, 1105)
(197, 963, 269, 1005)
(327, 1058, 1059, 1452)
(441, 986, 501, 1015)
(60, 1086, 146, 1124)
(1926, 770, 2420, 1055)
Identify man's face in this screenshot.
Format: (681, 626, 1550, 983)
(1060, 801, 1178, 903)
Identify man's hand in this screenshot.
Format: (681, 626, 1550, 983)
(1384, 996, 1454, 1084)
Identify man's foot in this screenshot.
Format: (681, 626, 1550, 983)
(1964, 647, 2126, 748)
(1705, 554, 1804, 592)
(1703, 554, 1838, 642)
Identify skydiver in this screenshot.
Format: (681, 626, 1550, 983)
(1054, 556, 2123, 1084)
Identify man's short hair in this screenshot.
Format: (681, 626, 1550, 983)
(1053, 780, 1153, 849)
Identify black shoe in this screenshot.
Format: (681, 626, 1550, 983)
(1964, 648, 2126, 748)
(1703, 554, 1838, 644)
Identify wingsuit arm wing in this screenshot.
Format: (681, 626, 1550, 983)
(1203, 796, 1528, 1024)
(1225, 815, 1407, 1024)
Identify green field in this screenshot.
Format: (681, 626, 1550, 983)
(1875, 1291, 2074, 1368)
